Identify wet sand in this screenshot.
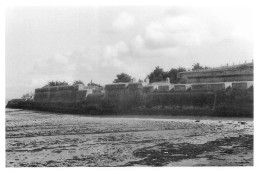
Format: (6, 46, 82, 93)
(6, 108, 253, 167)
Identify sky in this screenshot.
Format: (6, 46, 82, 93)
(5, 5, 253, 99)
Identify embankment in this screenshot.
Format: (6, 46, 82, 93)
(6, 89, 253, 118)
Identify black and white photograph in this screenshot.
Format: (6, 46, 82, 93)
(3, 0, 258, 168)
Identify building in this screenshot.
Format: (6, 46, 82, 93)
(143, 77, 175, 92)
(177, 62, 253, 84)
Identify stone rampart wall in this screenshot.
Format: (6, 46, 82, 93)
(177, 64, 253, 84)
(34, 85, 86, 103)
(174, 84, 191, 91)
(104, 83, 143, 108)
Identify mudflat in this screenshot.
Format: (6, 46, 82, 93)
(6, 109, 253, 167)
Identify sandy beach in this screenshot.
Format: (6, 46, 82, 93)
(6, 108, 253, 167)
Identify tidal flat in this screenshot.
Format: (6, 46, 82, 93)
(6, 108, 253, 167)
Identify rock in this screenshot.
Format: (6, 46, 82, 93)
(223, 149, 234, 154)
(220, 146, 233, 149)
(240, 122, 246, 125)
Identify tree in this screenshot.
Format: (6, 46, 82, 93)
(87, 80, 102, 87)
(138, 79, 143, 83)
(148, 66, 168, 83)
(113, 73, 132, 83)
(192, 63, 204, 71)
(191, 63, 209, 71)
(166, 67, 187, 84)
(147, 66, 187, 83)
(73, 80, 85, 85)
(43, 81, 69, 87)
(167, 68, 178, 83)
(177, 67, 187, 73)
(192, 63, 208, 71)
(21, 92, 34, 100)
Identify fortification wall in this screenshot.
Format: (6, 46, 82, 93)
(232, 81, 253, 90)
(34, 85, 86, 103)
(104, 83, 143, 109)
(7, 83, 253, 117)
(143, 92, 216, 108)
(25, 79, 253, 117)
(174, 84, 191, 91)
(177, 63, 253, 84)
(158, 85, 175, 92)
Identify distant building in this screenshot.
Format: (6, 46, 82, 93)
(144, 77, 174, 92)
(177, 62, 253, 84)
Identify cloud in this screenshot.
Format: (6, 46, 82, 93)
(133, 35, 145, 49)
(144, 15, 209, 49)
(52, 53, 70, 65)
(29, 53, 77, 87)
(29, 41, 133, 87)
(102, 41, 129, 67)
(104, 41, 129, 58)
(165, 7, 187, 17)
(113, 12, 135, 30)
(28, 51, 99, 87)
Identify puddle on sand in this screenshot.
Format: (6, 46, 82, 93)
(167, 158, 209, 166)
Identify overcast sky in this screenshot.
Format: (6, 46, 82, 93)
(6, 6, 253, 98)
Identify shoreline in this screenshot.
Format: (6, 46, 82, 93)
(5, 108, 253, 122)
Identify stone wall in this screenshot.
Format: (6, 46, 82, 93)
(7, 81, 253, 117)
(191, 82, 236, 92)
(143, 85, 156, 93)
(174, 84, 191, 92)
(34, 85, 86, 103)
(232, 81, 253, 90)
(191, 84, 209, 91)
(158, 85, 175, 92)
(104, 83, 143, 109)
(177, 63, 253, 84)
(208, 82, 232, 91)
